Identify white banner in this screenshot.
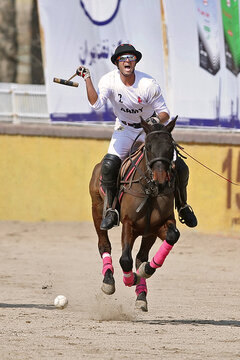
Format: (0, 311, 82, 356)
(38, 0, 165, 123)
(38, 0, 240, 129)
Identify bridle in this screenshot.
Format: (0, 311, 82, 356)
(144, 130, 175, 171)
(120, 128, 176, 214)
(134, 129, 175, 202)
(138, 129, 175, 212)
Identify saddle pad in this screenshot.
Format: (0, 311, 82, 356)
(119, 145, 145, 203)
(120, 144, 145, 180)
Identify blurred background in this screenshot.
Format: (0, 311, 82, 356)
(0, 0, 44, 84)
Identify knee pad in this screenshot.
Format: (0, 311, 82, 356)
(101, 154, 122, 182)
(166, 223, 180, 246)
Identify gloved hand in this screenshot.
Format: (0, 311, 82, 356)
(76, 66, 90, 80)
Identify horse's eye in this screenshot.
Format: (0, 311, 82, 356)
(146, 144, 151, 151)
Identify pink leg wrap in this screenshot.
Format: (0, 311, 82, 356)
(135, 270, 147, 296)
(150, 240, 173, 269)
(102, 252, 114, 276)
(123, 271, 135, 287)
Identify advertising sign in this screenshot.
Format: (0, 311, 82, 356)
(195, 0, 220, 75)
(220, 0, 240, 76)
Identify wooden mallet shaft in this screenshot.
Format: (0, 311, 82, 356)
(67, 73, 77, 81)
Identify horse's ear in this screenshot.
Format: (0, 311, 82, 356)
(165, 115, 178, 133)
(140, 116, 151, 134)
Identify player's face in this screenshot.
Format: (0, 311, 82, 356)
(117, 53, 136, 77)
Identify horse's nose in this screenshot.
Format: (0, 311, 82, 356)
(152, 162, 167, 184)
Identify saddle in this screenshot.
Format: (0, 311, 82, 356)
(118, 144, 145, 203)
(120, 144, 145, 180)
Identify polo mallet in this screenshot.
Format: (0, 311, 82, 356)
(53, 72, 79, 87)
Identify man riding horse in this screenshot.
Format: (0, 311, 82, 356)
(77, 43, 197, 230)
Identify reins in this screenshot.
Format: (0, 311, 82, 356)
(128, 125, 239, 186)
(175, 143, 240, 186)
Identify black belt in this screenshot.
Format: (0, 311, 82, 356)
(122, 121, 142, 129)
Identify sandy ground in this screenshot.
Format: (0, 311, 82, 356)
(0, 221, 239, 360)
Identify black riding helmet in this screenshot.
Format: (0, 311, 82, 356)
(111, 44, 142, 64)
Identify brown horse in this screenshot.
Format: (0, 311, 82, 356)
(89, 116, 180, 311)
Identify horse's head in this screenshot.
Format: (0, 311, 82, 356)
(140, 116, 177, 186)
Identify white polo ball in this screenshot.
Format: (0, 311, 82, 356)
(54, 295, 68, 309)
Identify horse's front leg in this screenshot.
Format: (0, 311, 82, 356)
(139, 221, 180, 279)
(92, 200, 115, 295)
(119, 221, 138, 287)
(135, 234, 157, 312)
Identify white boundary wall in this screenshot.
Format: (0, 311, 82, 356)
(0, 83, 49, 124)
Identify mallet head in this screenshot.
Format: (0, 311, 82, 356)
(53, 77, 79, 87)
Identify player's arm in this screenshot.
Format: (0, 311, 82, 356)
(148, 80, 170, 124)
(85, 77, 98, 105)
(76, 66, 98, 105)
(156, 111, 170, 124)
(76, 66, 110, 109)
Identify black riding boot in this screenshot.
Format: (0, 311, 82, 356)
(175, 157, 197, 228)
(100, 154, 122, 231)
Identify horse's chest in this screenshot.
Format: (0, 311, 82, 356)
(121, 194, 174, 227)
(150, 196, 174, 220)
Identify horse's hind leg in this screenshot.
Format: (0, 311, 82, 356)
(135, 234, 157, 312)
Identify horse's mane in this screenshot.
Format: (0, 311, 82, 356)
(144, 122, 170, 138)
(149, 122, 166, 132)
(144, 116, 168, 134)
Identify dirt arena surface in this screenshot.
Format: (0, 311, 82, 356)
(0, 221, 239, 360)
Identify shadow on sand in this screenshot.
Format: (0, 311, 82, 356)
(135, 319, 240, 327)
(0, 303, 55, 310)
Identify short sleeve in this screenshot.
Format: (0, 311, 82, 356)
(147, 80, 170, 116)
(91, 74, 112, 110)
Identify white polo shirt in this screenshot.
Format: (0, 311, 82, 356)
(91, 69, 169, 124)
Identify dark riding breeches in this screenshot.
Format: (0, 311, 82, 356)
(174, 156, 189, 210)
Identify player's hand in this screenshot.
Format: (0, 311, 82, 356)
(76, 66, 90, 80)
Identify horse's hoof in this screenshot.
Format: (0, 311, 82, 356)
(135, 291, 148, 312)
(135, 299, 148, 312)
(138, 262, 156, 279)
(101, 269, 115, 295)
(101, 282, 115, 295)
